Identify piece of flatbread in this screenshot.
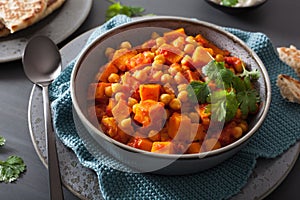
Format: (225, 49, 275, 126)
(277, 74, 300, 104)
(0, 0, 48, 34)
(277, 45, 300, 77)
(0, 0, 65, 37)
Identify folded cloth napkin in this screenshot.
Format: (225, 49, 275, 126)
(49, 15, 300, 200)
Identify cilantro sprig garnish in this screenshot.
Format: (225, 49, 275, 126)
(190, 60, 260, 122)
(106, 0, 145, 21)
(0, 136, 26, 183)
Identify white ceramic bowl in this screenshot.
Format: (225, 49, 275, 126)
(70, 16, 271, 175)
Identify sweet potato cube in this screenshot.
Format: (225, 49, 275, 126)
(112, 99, 131, 123)
(99, 62, 119, 82)
(88, 83, 111, 100)
(139, 84, 161, 101)
(195, 34, 230, 56)
(113, 128, 131, 144)
(186, 142, 201, 154)
(163, 28, 186, 42)
(133, 100, 166, 128)
(112, 50, 137, 71)
(190, 123, 206, 141)
(157, 44, 185, 64)
(151, 141, 173, 154)
(127, 137, 153, 152)
(101, 117, 118, 138)
(168, 113, 192, 141)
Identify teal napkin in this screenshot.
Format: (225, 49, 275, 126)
(49, 15, 300, 200)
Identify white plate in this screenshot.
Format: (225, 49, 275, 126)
(0, 0, 92, 63)
(28, 27, 300, 200)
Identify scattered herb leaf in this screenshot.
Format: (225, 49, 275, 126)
(0, 136, 26, 183)
(106, 0, 145, 21)
(0, 156, 26, 183)
(0, 136, 5, 146)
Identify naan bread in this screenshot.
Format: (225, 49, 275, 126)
(0, 0, 65, 37)
(277, 74, 300, 104)
(277, 45, 300, 77)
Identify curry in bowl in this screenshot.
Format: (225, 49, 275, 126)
(87, 27, 261, 155)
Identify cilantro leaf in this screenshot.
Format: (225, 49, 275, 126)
(187, 81, 210, 104)
(0, 156, 26, 183)
(106, 1, 145, 21)
(208, 89, 239, 122)
(237, 89, 260, 116)
(239, 66, 260, 81)
(0, 136, 5, 146)
(221, 0, 239, 7)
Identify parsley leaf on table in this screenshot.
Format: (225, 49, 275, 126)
(0, 156, 26, 183)
(106, 0, 145, 21)
(0, 136, 26, 183)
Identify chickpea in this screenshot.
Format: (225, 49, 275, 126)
(161, 74, 172, 84)
(120, 118, 132, 129)
(174, 72, 186, 84)
(108, 73, 120, 83)
(185, 36, 197, 45)
(128, 97, 138, 107)
(104, 86, 113, 97)
(152, 62, 164, 70)
(172, 36, 185, 50)
(177, 91, 188, 102)
(232, 126, 243, 139)
(215, 54, 224, 62)
(238, 121, 248, 132)
(168, 63, 181, 76)
(154, 54, 166, 64)
(160, 93, 172, 105)
(169, 98, 181, 110)
(133, 70, 147, 82)
(152, 71, 163, 81)
(111, 83, 122, 93)
(156, 37, 165, 47)
(177, 84, 188, 92)
(184, 43, 195, 55)
(119, 41, 132, 49)
(105, 47, 115, 59)
(114, 92, 125, 102)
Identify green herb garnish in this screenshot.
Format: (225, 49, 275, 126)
(221, 0, 239, 7)
(190, 60, 260, 122)
(0, 136, 26, 183)
(187, 81, 210, 104)
(106, 0, 145, 21)
(0, 156, 26, 183)
(0, 136, 5, 146)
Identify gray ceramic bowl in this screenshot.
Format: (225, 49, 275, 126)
(70, 16, 271, 175)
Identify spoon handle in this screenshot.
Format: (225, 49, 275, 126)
(42, 86, 64, 200)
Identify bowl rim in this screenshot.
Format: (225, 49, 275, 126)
(70, 15, 272, 160)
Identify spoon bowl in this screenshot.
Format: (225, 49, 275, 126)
(22, 35, 64, 200)
(23, 36, 61, 86)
